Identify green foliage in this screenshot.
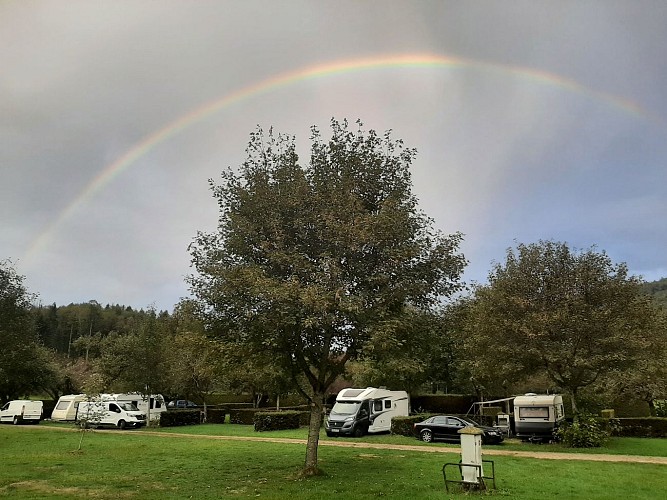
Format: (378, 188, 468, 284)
(556, 413, 615, 448)
(613, 417, 667, 438)
(159, 409, 201, 427)
(463, 241, 660, 412)
(641, 277, 667, 309)
(206, 408, 227, 423)
(254, 410, 303, 431)
(188, 119, 466, 471)
(656, 400, 667, 417)
(390, 415, 432, 437)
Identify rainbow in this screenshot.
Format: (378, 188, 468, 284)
(23, 52, 658, 263)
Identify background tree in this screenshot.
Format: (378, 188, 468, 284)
(0, 260, 44, 401)
(188, 119, 466, 474)
(463, 241, 657, 413)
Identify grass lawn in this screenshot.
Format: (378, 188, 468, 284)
(140, 421, 667, 457)
(1, 424, 666, 499)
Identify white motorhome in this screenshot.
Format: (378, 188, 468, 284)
(325, 387, 410, 437)
(77, 400, 146, 429)
(102, 393, 166, 421)
(0, 400, 43, 425)
(51, 394, 87, 421)
(513, 393, 565, 442)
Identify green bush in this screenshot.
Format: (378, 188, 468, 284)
(391, 415, 432, 437)
(613, 417, 667, 438)
(411, 395, 475, 414)
(159, 410, 201, 427)
(556, 413, 615, 447)
(206, 408, 227, 424)
(254, 411, 303, 431)
(655, 400, 667, 418)
(229, 408, 262, 424)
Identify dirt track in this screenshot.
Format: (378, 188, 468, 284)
(29, 426, 667, 465)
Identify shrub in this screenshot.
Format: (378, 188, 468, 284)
(555, 413, 614, 447)
(655, 400, 667, 418)
(206, 408, 227, 424)
(254, 411, 303, 431)
(159, 410, 201, 427)
(613, 417, 667, 437)
(391, 415, 432, 437)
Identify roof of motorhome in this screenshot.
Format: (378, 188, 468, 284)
(337, 387, 407, 400)
(514, 394, 563, 405)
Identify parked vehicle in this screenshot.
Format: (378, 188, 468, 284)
(51, 394, 87, 421)
(77, 400, 146, 429)
(0, 400, 43, 425)
(513, 393, 565, 442)
(413, 415, 504, 444)
(167, 400, 198, 409)
(325, 387, 410, 437)
(102, 393, 166, 421)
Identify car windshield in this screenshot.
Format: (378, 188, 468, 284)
(330, 402, 361, 416)
(118, 403, 139, 412)
(459, 416, 480, 426)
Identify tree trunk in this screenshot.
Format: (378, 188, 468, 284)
(647, 398, 656, 417)
(570, 389, 578, 415)
(302, 393, 324, 476)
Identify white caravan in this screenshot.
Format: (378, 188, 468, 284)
(77, 400, 146, 429)
(0, 400, 43, 425)
(101, 393, 166, 421)
(513, 393, 565, 442)
(51, 394, 87, 421)
(325, 387, 410, 437)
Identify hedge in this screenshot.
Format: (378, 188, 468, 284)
(410, 395, 475, 414)
(159, 409, 201, 427)
(611, 417, 667, 438)
(206, 408, 227, 424)
(254, 411, 303, 431)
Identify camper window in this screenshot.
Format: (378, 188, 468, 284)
(384, 400, 391, 410)
(519, 406, 549, 419)
(331, 402, 360, 415)
(373, 401, 383, 412)
(55, 401, 70, 410)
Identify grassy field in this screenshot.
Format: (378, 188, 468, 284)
(1, 424, 666, 499)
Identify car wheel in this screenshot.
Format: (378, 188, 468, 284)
(420, 429, 433, 443)
(118, 420, 127, 430)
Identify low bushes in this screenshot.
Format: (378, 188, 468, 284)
(612, 417, 667, 438)
(254, 411, 304, 431)
(159, 410, 201, 427)
(391, 415, 431, 437)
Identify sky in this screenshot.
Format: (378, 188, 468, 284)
(2, 1, 666, 312)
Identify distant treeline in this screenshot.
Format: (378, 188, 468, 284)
(32, 301, 169, 356)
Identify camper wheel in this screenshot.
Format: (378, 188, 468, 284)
(353, 425, 366, 438)
(420, 429, 433, 443)
(12, 416, 20, 425)
(117, 420, 127, 430)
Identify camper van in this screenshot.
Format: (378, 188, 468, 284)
(513, 393, 565, 442)
(325, 387, 410, 437)
(0, 400, 43, 424)
(77, 400, 146, 429)
(51, 394, 87, 421)
(101, 393, 166, 421)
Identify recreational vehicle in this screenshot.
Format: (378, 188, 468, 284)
(325, 387, 410, 437)
(77, 400, 146, 429)
(101, 393, 166, 421)
(513, 393, 565, 442)
(51, 394, 87, 421)
(0, 400, 43, 424)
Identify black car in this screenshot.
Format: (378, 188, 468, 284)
(413, 415, 504, 444)
(167, 400, 198, 409)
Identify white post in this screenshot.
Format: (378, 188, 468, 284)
(459, 427, 484, 486)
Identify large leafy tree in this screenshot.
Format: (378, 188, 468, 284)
(189, 119, 466, 474)
(464, 241, 658, 413)
(0, 260, 44, 401)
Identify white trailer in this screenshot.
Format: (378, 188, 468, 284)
(51, 394, 87, 421)
(77, 400, 146, 429)
(0, 400, 43, 425)
(513, 393, 565, 442)
(325, 387, 410, 437)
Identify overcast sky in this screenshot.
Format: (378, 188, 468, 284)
(2, 1, 666, 311)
